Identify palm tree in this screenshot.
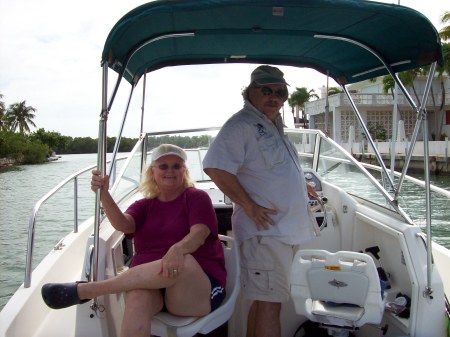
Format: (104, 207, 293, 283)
(440, 42, 450, 75)
(328, 87, 343, 96)
(428, 42, 450, 139)
(288, 87, 319, 128)
(439, 11, 450, 41)
(0, 93, 7, 131)
(6, 101, 37, 134)
(382, 69, 421, 103)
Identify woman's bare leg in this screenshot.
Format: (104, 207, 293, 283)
(164, 254, 212, 316)
(76, 254, 212, 318)
(120, 289, 163, 337)
(77, 259, 176, 300)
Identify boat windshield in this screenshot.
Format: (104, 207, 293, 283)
(146, 129, 220, 182)
(285, 129, 394, 211)
(111, 128, 395, 212)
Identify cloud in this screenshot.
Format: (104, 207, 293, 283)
(0, 0, 446, 137)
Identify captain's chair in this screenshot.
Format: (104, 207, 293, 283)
(150, 235, 240, 337)
(291, 250, 385, 336)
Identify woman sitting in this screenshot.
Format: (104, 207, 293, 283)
(42, 144, 226, 337)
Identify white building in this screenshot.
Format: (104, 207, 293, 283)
(306, 75, 450, 145)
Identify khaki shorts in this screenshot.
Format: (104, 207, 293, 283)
(240, 236, 299, 303)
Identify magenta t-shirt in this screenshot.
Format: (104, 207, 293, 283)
(124, 187, 226, 287)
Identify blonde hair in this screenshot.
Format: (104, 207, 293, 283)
(139, 161, 195, 199)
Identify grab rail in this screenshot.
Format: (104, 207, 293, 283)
(24, 157, 126, 288)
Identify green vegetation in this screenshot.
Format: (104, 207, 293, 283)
(439, 11, 450, 41)
(366, 122, 388, 141)
(0, 94, 141, 165)
(0, 131, 50, 164)
(0, 129, 139, 165)
(147, 135, 213, 149)
(0, 95, 50, 164)
(288, 87, 319, 128)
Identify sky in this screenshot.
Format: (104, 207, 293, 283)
(0, 0, 447, 138)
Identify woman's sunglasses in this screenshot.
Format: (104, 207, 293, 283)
(156, 163, 184, 170)
(255, 86, 288, 99)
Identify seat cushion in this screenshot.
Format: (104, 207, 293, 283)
(153, 312, 198, 327)
(311, 300, 364, 321)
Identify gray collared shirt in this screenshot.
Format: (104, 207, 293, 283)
(203, 100, 314, 245)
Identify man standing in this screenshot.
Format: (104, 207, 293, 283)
(203, 65, 316, 337)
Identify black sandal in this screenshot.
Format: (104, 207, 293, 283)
(41, 281, 90, 309)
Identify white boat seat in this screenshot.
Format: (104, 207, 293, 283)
(291, 250, 385, 330)
(150, 235, 240, 337)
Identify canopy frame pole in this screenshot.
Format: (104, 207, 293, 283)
(108, 83, 136, 184)
(389, 81, 399, 189)
(395, 63, 437, 198)
(318, 33, 437, 296)
(325, 71, 330, 136)
(341, 84, 397, 201)
(405, 62, 436, 298)
(91, 62, 109, 312)
(140, 73, 148, 175)
(422, 114, 434, 298)
(316, 34, 398, 193)
(315, 34, 419, 110)
(140, 72, 147, 137)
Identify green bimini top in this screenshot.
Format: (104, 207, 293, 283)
(102, 0, 443, 85)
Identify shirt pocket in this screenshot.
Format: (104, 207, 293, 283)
(257, 134, 286, 168)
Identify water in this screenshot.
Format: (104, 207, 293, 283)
(0, 154, 449, 310)
(0, 154, 100, 310)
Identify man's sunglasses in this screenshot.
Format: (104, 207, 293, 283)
(156, 163, 184, 170)
(255, 86, 288, 99)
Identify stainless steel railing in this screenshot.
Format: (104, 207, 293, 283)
(24, 157, 126, 288)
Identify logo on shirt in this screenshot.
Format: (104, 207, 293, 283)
(255, 123, 266, 136)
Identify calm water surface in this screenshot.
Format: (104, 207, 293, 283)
(0, 154, 449, 310)
(0, 154, 99, 310)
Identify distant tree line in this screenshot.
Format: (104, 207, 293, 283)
(0, 128, 139, 165)
(147, 135, 213, 149)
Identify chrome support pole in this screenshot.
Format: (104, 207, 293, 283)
(395, 62, 437, 199)
(108, 83, 136, 183)
(314, 34, 419, 110)
(92, 62, 109, 285)
(315, 36, 441, 203)
(325, 71, 330, 136)
(140, 73, 148, 176)
(342, 85, 396, 194)
(141, 134, 148, 177)
(24, 211, 37, 288)
(389, 82, 399, 188)
(140, 73, 147, 136)
(74, 177, 78, 233)
(423, 116, 434, 298)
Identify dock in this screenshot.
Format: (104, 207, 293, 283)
(344, 139, 450, 175)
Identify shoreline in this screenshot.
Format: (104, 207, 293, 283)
(353, 153, 450, 176)
(0, 155, 60, 168)
(0, 157, 21, 167)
